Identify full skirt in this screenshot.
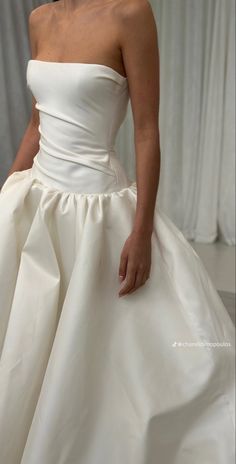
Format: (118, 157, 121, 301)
(0, 168, 235, 464)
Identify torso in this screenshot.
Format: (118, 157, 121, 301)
(32, 0, 127, 78)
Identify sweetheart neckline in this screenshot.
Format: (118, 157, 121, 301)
(28, 59, 127, 82)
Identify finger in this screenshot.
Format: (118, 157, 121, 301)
(127, 270, 147, 294)
(119, 254, 128, 282)
(119, 264, 136, 296)
(119, 274, 136, 295)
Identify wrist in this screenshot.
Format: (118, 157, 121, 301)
(132, 224, 153, 237)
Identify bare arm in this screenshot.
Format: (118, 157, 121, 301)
(7, 8, 41, 176)
(119, 0, 161, 235)
(117, 0, 161, 296)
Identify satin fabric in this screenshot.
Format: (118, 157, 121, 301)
(0, 60, 235, 464)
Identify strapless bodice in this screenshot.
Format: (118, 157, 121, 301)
(26, 60, 132, 193)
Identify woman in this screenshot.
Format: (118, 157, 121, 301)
(0, 1, 235, 463)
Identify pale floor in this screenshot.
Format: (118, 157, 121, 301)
(188, 240, 235, 325)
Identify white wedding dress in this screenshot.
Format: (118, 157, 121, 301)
(0, 59, 235, 464)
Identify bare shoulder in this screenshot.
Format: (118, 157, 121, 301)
(29, 2, 53, 26)
(112, 0, 157, 46)
(28, 2, 54, 57)
(113, 0, 154, 22)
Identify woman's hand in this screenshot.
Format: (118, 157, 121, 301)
(118, 230, 152, 297)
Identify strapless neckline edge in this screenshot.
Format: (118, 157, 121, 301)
(28, 59, 128, 82)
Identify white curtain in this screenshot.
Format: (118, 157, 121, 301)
(116, 0, 235, 245)
(0, 0, 235, 244)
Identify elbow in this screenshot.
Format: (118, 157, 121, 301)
(134, 124, 160, 144)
